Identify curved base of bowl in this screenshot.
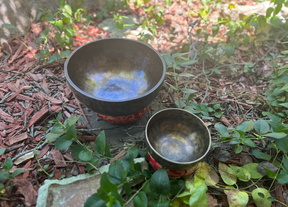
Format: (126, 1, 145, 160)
(96, 107, 149, 124)
(148, 152, 197, 179)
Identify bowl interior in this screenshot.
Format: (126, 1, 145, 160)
(146, 109, 211, 163)
(66, 39, 164, 101)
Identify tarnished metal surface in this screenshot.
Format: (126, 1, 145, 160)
(65, 38, 166, 116)
(145, 109, 211, 170)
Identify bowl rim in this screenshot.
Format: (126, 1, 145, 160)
(64, 38, 166, 103)
(145, 108, 211, 165)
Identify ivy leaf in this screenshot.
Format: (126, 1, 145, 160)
(264, 168, 276, 179)
(242, 163, 263, 179)
(72, 144, 86, 160)
(215, 124, 229, 137)
(214, 111, 222, 118)
(195, 162, 219, 186)
(108, 160, 127, 185)
(133, 191, 148, 207)
(181, 88, 197, 94)
(79, 150, 93, 162)
(212, 25, 219, 36)
(252, 188, 272, 207)
(150, 168, 170, 197)
(84, 193, 106, 207)
(263, 132, 287, 139)
(254, 119, 269, 134)
(275, 137, 288, 152)
(224, 190, 249, 207)
(122, 147, 139, 171)
(236, 120, 254, 132)
(64, 4, 72, 15)
(86, 156, 100, 172)
(252, 150, 271, 161)
(219, 162, 237, 185)
(229, 165, 251, 182)
(3, 157, 13, 171)
(12, 169, 24, 178)
(0, 148, 5, 156)
(224, 46, 235, 58)
(0, 171, 9, 181)
(55, 135, 73, 150)
(277, 170, 288, 184)
(94, 131, 106, 155)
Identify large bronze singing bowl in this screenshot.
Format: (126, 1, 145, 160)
(145, 109, 211, 170)
(64, 38, 166, 116)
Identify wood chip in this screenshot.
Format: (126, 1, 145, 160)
(220, 116, 231, 127)
(44, 96, 62, 104)
(50, 105, 61, 113)
(16, 94, 35, 101)
(50, 149, 66, 167)
(5, 88, 23, 102)
(78, 135, 96, 142)
(33, 92, 46, 101)
(41, 79, 50, 94)
(0, 109, 15, 123)
(27, 106, 49, 128)
(0, 122, 7, 130)
(54, 169, 62, 179)
(8, 132, 29, 146)
(7, 82, 18, 92)
(63, 153, 74, 162)
(38, 144, 50, 159)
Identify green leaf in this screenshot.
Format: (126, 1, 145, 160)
(94, 131, 106, 155)
(46, 131, 65, 142)
(169, 179, 185, 195)
(79, 150, 93, 162)
(176, 59, 197, 66)
(219, 162, 237, 185)
(84, 193, 107, 207)
(55, 33, 64, 47)
(274, 2, 282, 16)
(212, 25, 219, 37)
(36, 12, 43, 21)
(108, 160, 127, 185)
(215, 124, 229, 137)
(275, 137, 288, 152)
(229, 165, 251, 182)
(86, 156, 100, 172)
(181, 88, 197, 94)
(271, 17, 282, 27)
(0, 171, 9, 181)
(224, 46, 235, 58)
(243, 163, 263, 179)
(266, 7, 274, 18)
(64, 115, 80, 128)
(1, 24, 17, 29)
(122, 147, 139, 171)
(283, 156, 288, 170)
(264, 168, 276, 178)
(214, 111, 222, 118)
(188, 175, 208, 207)
(55, 135, 73, 150)
(257, 15, 267, 30)
(277, 170, 288, 184)
(47, 52, 60, 64)
(252, 188, 272, 207)
(101, 172, 118, 193)
(150, 168, 170, 196)
(134, 191, 148, 207)
(54, 20, 63, 33)
(12, 169, 24, 177)
(263, 132, 287, 139)
(236, 120, 254, 132)
(60, 50, 70, 58)
(234, 144, 243, 154)
(262, 112, 281, 122)
(254, 119, 269, 134)
(72, 144, 86, 160)
(148, 200, 170, 207)
(280, 83, 288, 91)
(252, 150, 271, 161)
(124, 182, 132, 196)
(64, 4, 72, 15)
(243, 34, 249, 47)
(225, 190, 249, 207)
(0, 148, 5, 156)
(243, 139, 256, 147)
(3, 157, 13, 171)
(279, 103, 288, 108)
(178, 73, 194, 77)
(66, 124, 78, 140)
(165, 82, 177, 91)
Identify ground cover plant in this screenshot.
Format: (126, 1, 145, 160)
(0, 0, 288, 206)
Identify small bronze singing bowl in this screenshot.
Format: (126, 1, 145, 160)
(145, 108, 211, 171)
(64, 38, 166, 117)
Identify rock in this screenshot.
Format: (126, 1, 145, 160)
(220, 2, 288, 21)
(0, 0, 31, 44)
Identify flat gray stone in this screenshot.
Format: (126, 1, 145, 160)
(77, 96, 168, 147)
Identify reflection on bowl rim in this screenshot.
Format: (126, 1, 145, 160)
(145, 108, 211, 166)
(64, 38, 166, 103)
